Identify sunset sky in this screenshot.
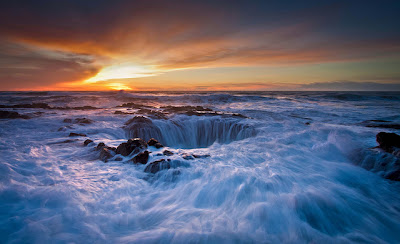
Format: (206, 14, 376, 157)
(0, 0, 399, 91)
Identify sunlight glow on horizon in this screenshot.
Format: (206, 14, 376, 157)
(84, 63, 159, 84)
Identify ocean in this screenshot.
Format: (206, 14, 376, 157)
(0, 91, 400, 243)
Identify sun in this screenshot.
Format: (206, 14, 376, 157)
(85, 63, 157, 83)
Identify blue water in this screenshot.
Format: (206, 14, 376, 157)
(0, 91, 400, 243)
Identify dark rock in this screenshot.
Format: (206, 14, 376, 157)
(0, 103, 51, 109)
(63, 118, 73, 123)
(96, 142, 106, 150)
(123, 116, 162, 141)
(182, 154, 194, 160)
(163, 150, 174, 156)
(193, 154, 210, 158)
(115, 156, 123, 161)
(116, 138, 148, 156)
(148, 138, 164, 148)
(71, 106, 98, 110)
(69, 132, 87, 137)
(129, 138, 148, 148)
(100, 147, 115, 162)
(117, 103, 149, 109)
(305, 122, 311, 125)
(84, 139, 93, 146)
(49, 139, 79, 144)
(385, 170, 400, 181)
(376, 132, 400, 153)
(0, 111, 30, 119)
(132, 150, 149, 164)
(114, 111, 134, 115)
(144, 159, 171, 173)
(75, 118, 93, 124)
(368, 124, 400, 129)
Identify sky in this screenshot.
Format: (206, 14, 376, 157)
(0, 0, 399, 91)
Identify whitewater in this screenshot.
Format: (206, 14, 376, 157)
(0, 91, 400, 243)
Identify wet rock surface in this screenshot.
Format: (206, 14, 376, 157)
(361, 120, 400, 129)
(69, 132, 87, 137)
(0, 111, 30, 119)
(84, 139, 93, 146)
(132, 151, 150, 164)
(0, 103, 99, 110)
(144, 159, 171, 173)
(163, 150, 174, 156)
(116, 138, 147, 156)
(148, 138, 164, 148)
(376, 132, 400, 153)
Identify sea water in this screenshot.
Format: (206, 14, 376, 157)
(0, 91, 400, 243)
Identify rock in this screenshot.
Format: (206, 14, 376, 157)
(305, 122, 311, 125)
(163, 150, 174, 156)
(0, 111, 30, 119)
(84, 139, 93, 146)
(123, 116, 162, 141)
(74, 118, 93, 124)
(115, 156, 123, 161)
(96, 142, 106, 150)
(193, 154, 210, 158)
(69, 132, 87, 137)
(144, 159, 171, 173)
(132, 150, 149, 164)
(182, 153, 194, 160)
(148, 138, 164, 148)
(385, 170, 400, 181)
(116, 138, 147, 156)
(376, 132, 400, 153)
(63, 118, 73, 123)
(100, 147, 115, 162)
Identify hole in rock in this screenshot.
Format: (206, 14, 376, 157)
(124, 116, 256, 148)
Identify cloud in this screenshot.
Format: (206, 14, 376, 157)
(299, 81, 400, 91)
(0, 0, 399, 90)
(0, 41, 99, 90)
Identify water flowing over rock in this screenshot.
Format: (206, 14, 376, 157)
(144, 159, 171, 173)
(124, 116, 256, 148)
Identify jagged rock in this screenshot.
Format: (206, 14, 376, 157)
(84, 139, 93, 146)
(0, 111, 30, 119)
(100, 147, 115, 162)
(144, 159, 172, 173)
(148, 138, 164, 148)
(116, 138, 147, 156)
(376, 132, 400, 153)
(69, 132, 87, 137)
(132, 150, 149, 164)
(163, 150, 174, 156)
